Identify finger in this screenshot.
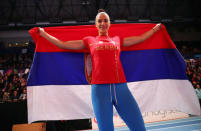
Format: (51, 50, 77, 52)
(157, 23, 162, 29)
(39, 27, 44, 32)
(159, 23, 162, 27)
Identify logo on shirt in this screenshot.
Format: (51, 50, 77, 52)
(96, 43, 119, 51)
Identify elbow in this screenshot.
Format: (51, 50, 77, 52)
(124, 40, 139, 47)
(124, 41, 132, 47)
(124, 36, 143, 47)
(57, 41, 66, 49)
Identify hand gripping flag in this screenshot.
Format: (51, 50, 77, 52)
(27, 23, 200, 123)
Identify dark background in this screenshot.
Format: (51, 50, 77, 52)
(0, 0, 201, 131)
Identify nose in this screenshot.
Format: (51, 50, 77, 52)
(100, 21, 105, 25)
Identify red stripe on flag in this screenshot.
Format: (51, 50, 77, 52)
(29, 23, 176, 53)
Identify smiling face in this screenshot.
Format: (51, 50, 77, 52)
(95, 12, 110, 36)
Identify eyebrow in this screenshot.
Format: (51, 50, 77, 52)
(98, 19, 108, 21)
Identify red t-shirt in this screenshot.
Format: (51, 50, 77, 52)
(83, 35, 127, 84)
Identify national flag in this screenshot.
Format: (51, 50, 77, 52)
(27, 23, 200, 123)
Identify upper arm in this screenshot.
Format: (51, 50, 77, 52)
(123, 36, 142, 47)
(63, 40, 85, 50)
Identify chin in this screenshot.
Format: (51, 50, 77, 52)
(100, 30, 108, 33)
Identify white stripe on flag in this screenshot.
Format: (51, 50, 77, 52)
(27, 79, 200, 123)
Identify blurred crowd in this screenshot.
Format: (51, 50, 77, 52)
(186, 58, 201, 102)
(186, 59, 201, 88)
(0, 54, 33, 103)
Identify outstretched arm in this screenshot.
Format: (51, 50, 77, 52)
(123, 23, 162, 47)
(38, 28, 85, 50)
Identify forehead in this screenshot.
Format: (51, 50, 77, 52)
(96, 13, 109, 20)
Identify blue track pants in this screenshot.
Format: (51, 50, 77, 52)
(91, 83, 146, 131)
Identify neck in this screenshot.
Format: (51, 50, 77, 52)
(99, 31, 108, 36)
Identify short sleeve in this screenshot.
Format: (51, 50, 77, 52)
(83, 36, 90, 50)
(116, 36, 124, 49)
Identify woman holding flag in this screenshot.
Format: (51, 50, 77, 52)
(38, 9, 161, 131)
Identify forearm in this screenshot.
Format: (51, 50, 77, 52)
(140, 28, 156, 42)
(40, 31, 66, 49)
(124, 28, 155, 46)
(39, 29, 85, 50)
(124, 23, 161, 47)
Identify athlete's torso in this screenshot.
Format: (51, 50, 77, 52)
(83, 36, 126, 84)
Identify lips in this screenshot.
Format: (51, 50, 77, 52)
(100, 26, 107, 30)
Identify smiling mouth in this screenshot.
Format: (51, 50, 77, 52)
(100, 27, 107, 29)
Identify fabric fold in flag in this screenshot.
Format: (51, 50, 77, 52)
(27, 23, 200, 123)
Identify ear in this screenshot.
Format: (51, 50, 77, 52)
(95, 22, 98, 28)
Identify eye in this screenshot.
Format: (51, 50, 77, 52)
(98, 19, 102, 23)
(104, 19, 108, 23)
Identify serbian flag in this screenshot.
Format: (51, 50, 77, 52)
(27, 23, 200, 123)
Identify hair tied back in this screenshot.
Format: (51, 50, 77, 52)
(98, 9, 105, 13)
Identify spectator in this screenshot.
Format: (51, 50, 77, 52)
(19, 89, 27, 101)
(11, 90, 19, 102)
(195, 84, 201, 106)
(2, 91, 11, 102)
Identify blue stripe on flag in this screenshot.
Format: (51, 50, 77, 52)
(121, 49, 188, 82)
(27, 52, 88, 86)
(27, 49, 187, 86)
